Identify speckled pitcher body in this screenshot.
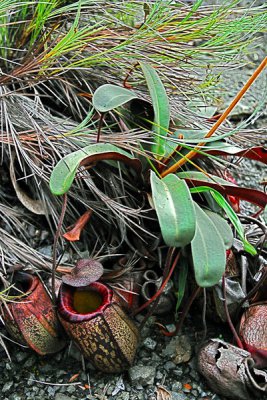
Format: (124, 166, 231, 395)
(58, 281, 139, 373)
(3, 273, 65, 355)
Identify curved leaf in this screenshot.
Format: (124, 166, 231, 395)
(92, 84, 138, 112)
(192, 202, 226, 288)
(140, 62, 170, 158)
(150, 171, 196, 247)
(177, 171, 234, 186)
(203, 210, 233, 250)
(50, 143, 142, 195)
(204, 145, 267, 165)
(178, 171, 267, 209)
(190, 186, 257, 256)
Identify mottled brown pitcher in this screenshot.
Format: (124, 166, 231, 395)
(58, 281, 139, 373)
(3, 273, 65, 355)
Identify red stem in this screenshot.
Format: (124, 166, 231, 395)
(159, 285, 202, 337)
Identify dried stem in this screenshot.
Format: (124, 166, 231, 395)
(51, 193, 68, 305)
(161, 56, 267, 177)
(222, 274, 244, 349)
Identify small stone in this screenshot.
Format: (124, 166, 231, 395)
(155, 371, 163, 380)
(151, 353, 161, 362)
(15, 352, 28, 363)
(172, 367, 184, 377)
(55, 395, 74, 400)
(143, 338, 157, 351)
(116, 392, 130, 400)
(170, 393, 187, 400)
(38, 245, 52, 257)
(47, 386, 57, 397)
(24, 356, 37, 368)
(39, 363, 53, 373)
(56, 370, 67, 378)
(9, 395, 22, 400)
(2, 381, 13, 393)
(171, 382, 183, 391)
(66, 385, 76, 394)
(164, 361, 176, 371)
(189, 369, 199, 380)
(129, 365, 156, 386)
(162, 335, 192, 365)
(5, 362, 12, 370)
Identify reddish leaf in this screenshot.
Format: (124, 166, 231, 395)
(63, 210, 92, 242)
(184, 178, 267, 208)
(205, 146, 267, 164)
(223, 170, 240, 212)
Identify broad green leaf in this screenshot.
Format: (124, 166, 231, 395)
(140, 62, 170, 158)
(150, 171, 196, 247)
(190, 186, 257, 256)
(203, 210, 234, 249)
(92, 84, 138, 113)
(192, 202, 226, 287)
(50, 143, 141, 196)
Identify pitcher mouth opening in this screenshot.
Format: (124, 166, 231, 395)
(58, 281, 113, 322)
(9, 272, 38, 297)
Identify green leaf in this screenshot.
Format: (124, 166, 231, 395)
(203, 210, 234, 249)
(177, 171, 234, 186)
(175, 256, 188, 314)
(150, 171, 196, 247)
(140, 62, 170, 158)
(92, 84, 138, 113)
(50, 143, 141, 196)
(192, 202, 226, 288)
(190, 186, 257, 256)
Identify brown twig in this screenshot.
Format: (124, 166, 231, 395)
(51, 193, 68, 305)
(161, 56, 267, 177)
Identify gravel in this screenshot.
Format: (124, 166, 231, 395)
(0, 316, 225, 400)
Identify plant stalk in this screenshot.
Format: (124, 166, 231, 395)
(51, 193, 68, 305)
(161, 56, 267, 177)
